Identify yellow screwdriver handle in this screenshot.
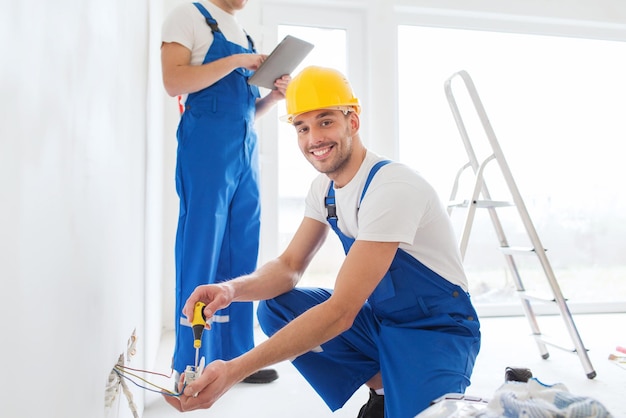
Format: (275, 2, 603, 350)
(192, 301, 207, 326)
(192, 301, 206, 349)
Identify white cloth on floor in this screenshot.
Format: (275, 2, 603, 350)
(415, 377, 612, 418)
(481, 377, 612, 418)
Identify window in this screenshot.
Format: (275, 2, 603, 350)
(276, 25, 348, 288)
(398, 25, 626, 312)
(257, 5, 366, 288)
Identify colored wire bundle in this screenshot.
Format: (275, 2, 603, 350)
(113, 364, 185, 397)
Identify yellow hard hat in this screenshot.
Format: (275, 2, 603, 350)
(281, 66, 361, 124)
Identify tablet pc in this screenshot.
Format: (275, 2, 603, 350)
(248, 35, 314, 89)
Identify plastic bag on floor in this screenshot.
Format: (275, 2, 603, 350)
(415, 378, 612, 417)
(481, 377, 611, 418)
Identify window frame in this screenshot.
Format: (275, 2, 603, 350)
(257, 3, 367, 263)
(394, 8, 626, 315)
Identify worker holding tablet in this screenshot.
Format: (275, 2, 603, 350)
(161, 0, 289, 385)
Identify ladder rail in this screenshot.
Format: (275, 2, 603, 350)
(444, 70, 596, 379)
(449, 71, 552, 268)
(445, 75, 549, 359)
(447, 162, 472, 216)
(444, 74, 512, 253)
(455, 156, 547, 356)
(458, 154, 495, 259)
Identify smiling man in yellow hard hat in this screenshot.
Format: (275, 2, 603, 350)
(165, 66, 481, 418)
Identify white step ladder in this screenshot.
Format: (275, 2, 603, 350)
(444, 70, 596, 379)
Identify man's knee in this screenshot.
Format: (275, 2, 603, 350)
(257, 288, 328, 337)
(256, 297, 288, 337)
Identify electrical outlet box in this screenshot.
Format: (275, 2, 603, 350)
(183, 365, 200, 385)
(104, 354, 125, 410)
(104, 330, 139, 417)
(182, 356, 205, 393)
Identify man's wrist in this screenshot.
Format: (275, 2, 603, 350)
(219, 281, 237, 303)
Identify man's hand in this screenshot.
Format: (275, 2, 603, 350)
(236, 53, 267, 71)
(163, 360, 238, 412)
(268, 74, 291, 100)
(182, 283, 234, 328)
(255, 74, 291, 118)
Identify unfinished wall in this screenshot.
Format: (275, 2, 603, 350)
(0, 0, 164, 417)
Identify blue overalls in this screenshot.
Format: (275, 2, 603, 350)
(257, 161, 481, 417)
(172, 2, 261, 374)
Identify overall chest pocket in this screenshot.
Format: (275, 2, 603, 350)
(368, 264, 430, 323)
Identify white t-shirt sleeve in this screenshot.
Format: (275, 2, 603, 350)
(162, 2, 249, 64)
(162, 3, 215, 66)
(304, 175, 331, 225)
(163, 5, 194, 49)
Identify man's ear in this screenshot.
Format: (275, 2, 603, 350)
(349, 112, 360, 132)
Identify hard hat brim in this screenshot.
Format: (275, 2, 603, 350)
(280, 105, 361, 124)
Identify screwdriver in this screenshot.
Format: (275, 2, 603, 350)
(191, 301, 207, 369)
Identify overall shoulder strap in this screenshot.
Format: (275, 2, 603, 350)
(359, 160, 391, 207)
(325, 159, 392, 222)
(193, 2, 221, 34)
(325, 181, 337, 222)
(244, 31, 256, 52)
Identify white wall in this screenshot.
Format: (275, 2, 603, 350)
(0, 0, 164, 417)
(1, 0, 624, 417)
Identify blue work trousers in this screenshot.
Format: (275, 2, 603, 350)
(257, 250, 481, 417)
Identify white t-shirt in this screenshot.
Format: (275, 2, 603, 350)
(161, 0, 249, 66)
(304, 150, 469, 291)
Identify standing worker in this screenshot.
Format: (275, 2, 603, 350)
(164, 65, 481, 417)
(161, 0, 289, 384)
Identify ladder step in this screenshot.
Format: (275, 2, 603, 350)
(499, 246, 547, 255)
(448, 199, 470, 208)
(518, 292, 559, 304)
(532, 334, 584, 354)
(448, 199, 514, 208)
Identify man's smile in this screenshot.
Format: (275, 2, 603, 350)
(310, 145, 333, 159)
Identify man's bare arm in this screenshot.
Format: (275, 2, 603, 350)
(172, 239, 399, 411)
(236, 239, 400, 365)
(161, 41, 265, 97)
(230, 217, 330, 301)
(182, 217, 329, 321)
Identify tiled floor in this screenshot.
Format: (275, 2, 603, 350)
(143, 313, 626, 417)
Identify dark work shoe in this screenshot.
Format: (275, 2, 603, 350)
(357, 389, 384, 418)
(242, 368, 279, 384)
(504, 366, 533, 382)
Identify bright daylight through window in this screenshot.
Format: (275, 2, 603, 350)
(398, 25, 626, 312)
(276, 25, 347, 288)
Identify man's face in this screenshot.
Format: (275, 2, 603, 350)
(292, 109, 357, 178)
(211, 0, 248, 14)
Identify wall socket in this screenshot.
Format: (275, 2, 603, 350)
(104, 354, 125, 410)
(104, 329, 138, 417)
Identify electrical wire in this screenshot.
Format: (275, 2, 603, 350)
(110, 335, 188, 399)
(113, 366, 185, 397)
(116, 364, 174, 379)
